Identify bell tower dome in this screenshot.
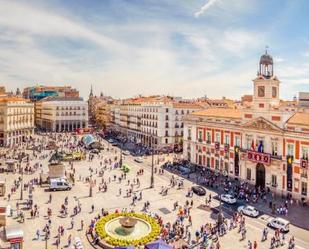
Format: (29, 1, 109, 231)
(258, 49, 273, 78)
(252, 49, 280, 114)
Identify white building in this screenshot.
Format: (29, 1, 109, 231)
(35, 97, 88, 132)
(110, 97, 202, 149)
(0, 97, 34, 147)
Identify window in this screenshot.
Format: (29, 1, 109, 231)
(224, 162, 228, 173)
(246, 168, 251, 181)
(302, 147, 309, 160)
(165, 138, 168, 144)
(215, 133, 220, 143)
(301, 168, 307, 178)
(258, 86, 265, 97)
(198, 130, 203, 142)
(235, 136, 241, 147)
(301, 182, 307, 196)
(188, 128, 191, 139)
(271, 175, 277, 187)
(224, 134, 230, 145)
(287, 144, 294, 157)
(207, 157, 210, 167)
(271, 141, 278, 156)
(246, 138, 252, 150)
(166, 108, 169, 113)
(206, 132, 211, 143)
(165, 130, 169, 137)
(215, 159, 219, 170)
(272, 87, 277, 98)
(165, 122, 169, 128)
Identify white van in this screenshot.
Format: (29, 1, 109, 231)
(267, 217, 290, 232)
(49, 178, 72, 191)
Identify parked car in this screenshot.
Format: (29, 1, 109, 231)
(220, 194, 237, 204)
(267, 217, 290, 232)
(49, 178, 71, 191)
(90, 149, 100, 154)
(134, 157, 143, 163)
(192, 186, 206, 196)
(237, 205, 259, 217)
(122, 151, 130, 156)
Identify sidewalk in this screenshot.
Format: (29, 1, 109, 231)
(166, 168, 309, 230)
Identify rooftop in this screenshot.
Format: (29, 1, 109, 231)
(287, 112, 309, 127)
(190, 108, 241, 119)
(39, 96, 84, 102)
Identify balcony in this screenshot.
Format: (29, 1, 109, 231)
(206, 140, 211, 144)
(301, 173, 308, 179)
(271, 154, 282, 160)
(187, 136, 191, 140)
(198, 138, 203, 143)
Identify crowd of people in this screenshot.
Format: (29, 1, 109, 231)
(0, 131, 301, 249)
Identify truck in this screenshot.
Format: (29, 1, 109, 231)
(49, 178, 72, 191)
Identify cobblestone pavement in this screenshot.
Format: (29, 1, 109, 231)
(1, 138, 308, 249)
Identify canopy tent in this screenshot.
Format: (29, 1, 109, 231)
(81, 134, 95, 148)
(145, 239, 172, 249)
(115, 246, 134, 249)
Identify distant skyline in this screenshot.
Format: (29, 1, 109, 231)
(0, 0, 309, 100)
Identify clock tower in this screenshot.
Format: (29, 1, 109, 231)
(252, 50, 280, 112)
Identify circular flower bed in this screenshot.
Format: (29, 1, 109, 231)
(95, 213, 161, 247)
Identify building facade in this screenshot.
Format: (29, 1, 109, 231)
(23, 85, 79, 101)
(0, 97, 34, 147)
(35, 97, 88, 132)
(183, 51, 309, 200)
(110, 96, 203, 149)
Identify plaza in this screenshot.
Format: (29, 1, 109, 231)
(0, 134, 308, 249)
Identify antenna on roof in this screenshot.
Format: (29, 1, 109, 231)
(265, 45, 269, 54)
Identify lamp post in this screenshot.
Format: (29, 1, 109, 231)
(89, 174, 93, 197)
(20, 160, 23, 200)
(119, 143, 123, 166)
(150, 135, 154, 188)
(45, 233, 48, 249)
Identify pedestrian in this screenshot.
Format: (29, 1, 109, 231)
(253, 240, 257, 249)
(81, 220, 84, 230)
(71, 217, 74, 229)
(36, 229, 40, 240)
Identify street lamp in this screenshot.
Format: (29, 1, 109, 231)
(20, 160, 23, 200)
(119, 143, 123, 166)
(45, 233, 48, 249)
(89, 174, 93, 197)
(150, 135, 154, 188)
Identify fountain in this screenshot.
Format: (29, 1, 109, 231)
(105, 216, 151, 240)
(94, 213, 161, 247)
(119, 217, 138, 234)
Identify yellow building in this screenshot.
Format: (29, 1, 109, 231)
(0, 96, 34, 147)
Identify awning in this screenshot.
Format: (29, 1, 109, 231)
(5, 226, 23, 240)
(145, 239, 172, 249)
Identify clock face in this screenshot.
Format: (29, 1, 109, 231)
(258, 86, 265, 97)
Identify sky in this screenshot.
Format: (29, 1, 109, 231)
(0, 0, 309, 100)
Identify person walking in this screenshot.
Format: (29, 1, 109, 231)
(71, 217, 74, 229)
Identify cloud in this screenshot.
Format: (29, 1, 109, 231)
(0, 1, 127, 52)
(194, 0, 219, 18)
(219, 30, 263, 56)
